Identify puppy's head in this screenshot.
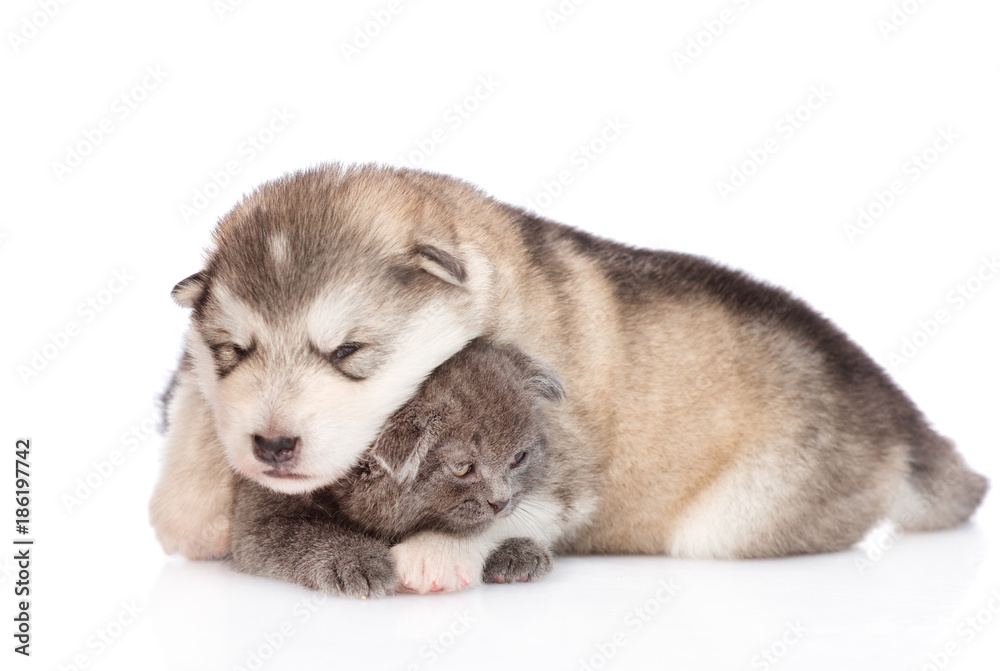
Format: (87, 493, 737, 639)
(174, 165, 495, 493)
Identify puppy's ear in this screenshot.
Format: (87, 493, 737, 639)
(172, 272, 206, 308)
(415, 242, 467, 287)
(371, 409, 442, 484)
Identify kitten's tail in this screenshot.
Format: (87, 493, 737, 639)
(891, 435, 988, 532)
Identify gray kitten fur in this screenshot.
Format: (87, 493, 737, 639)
(230, 339, 564, 597)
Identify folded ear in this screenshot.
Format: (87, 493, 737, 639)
(172, 272, 206, 308)
(501, 346, 565, 402)
(524, 359, 565, 402)
(370, 408, 442, 484)
(415, 242, 467, 287)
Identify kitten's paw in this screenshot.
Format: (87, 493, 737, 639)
(482, 538, 553, 584)
(391, 535, 479, 594)
(317, 543, 397, 599)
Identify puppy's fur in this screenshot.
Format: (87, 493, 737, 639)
(151, 164, 987, 590)
(230, 339, 581, 596)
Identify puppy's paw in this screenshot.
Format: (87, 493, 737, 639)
(150, 497, 232, 560)
(391, 534, 480, 594)
(317, 542, 397, 599)
(482, 538, 553, 584)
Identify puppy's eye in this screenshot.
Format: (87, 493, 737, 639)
(210, 341, 254, 377)
(213, 342, 249, 358)
(452, 463, 474, 477)
(330, 342, 362, 360)
(511, 451, 528, 467)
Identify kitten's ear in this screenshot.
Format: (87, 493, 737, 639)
(371, 410, 441, 484)
(527, 362, 565, 402)
(172, 271, 206, 308)
(516, 355, 565, 402)
(495, 344, 566, 402)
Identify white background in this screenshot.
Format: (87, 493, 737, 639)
(2, 1, 999, 669)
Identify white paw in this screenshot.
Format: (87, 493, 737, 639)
(150, 487, 232, 560)
(158, 512, 231, 560)
(391, 534, 484, 594)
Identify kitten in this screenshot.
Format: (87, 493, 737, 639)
(230, 339, 570, 597)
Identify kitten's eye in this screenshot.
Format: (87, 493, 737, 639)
(511, 451, 528, 467)
(452, 463, 474, 477)
(330, 342, 362, 361)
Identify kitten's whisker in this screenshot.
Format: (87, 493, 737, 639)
(510, 507, 550, 542)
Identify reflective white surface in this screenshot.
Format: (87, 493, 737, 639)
(140, 521, 1000, 671)
(64, 503, 994, 671)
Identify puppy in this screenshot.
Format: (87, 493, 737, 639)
(152, 164, 986, 592)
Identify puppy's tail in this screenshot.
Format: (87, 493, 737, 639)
(891, 435, 988, 532)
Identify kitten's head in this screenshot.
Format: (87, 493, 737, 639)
(369, 338, 564, 536)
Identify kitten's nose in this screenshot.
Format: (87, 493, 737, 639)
(489, 499, 509, 514)
(252, 434, 298, 464)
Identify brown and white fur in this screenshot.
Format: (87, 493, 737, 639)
(150, 163, 987, 592)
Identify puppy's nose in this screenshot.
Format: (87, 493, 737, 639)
(252, 435, 298, 464)
(489, 499, 509, 514)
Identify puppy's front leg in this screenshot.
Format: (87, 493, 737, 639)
(149, 368, 234, 559)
